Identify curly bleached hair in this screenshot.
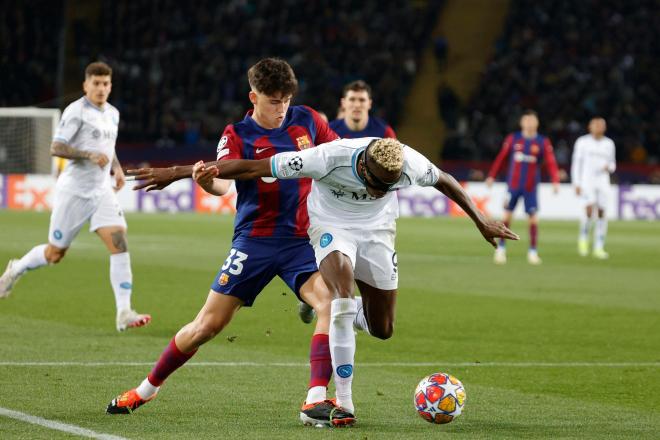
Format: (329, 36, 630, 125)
(369, 138, 404, 172)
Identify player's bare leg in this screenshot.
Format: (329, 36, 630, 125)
(593, 207, 609, 259)
(0, 244, 65, 298)
(97, 226, 150, 331)
(298, 272, 353, 427)
(494, 210, 512, 264)
(354, 280, 397, 340)
(107, 291, 242, 414)
(318, 251, 357, 424)
(578, 205, 594, 256)
(527, 214, 541, 265)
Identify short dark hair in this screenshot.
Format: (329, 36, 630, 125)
(521, 109, 538, 118)
(85, 61, 112, 78)
(247, 58, 298, 97)
(342, 80, 372, 98)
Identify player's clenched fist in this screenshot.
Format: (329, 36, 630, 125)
(89, 152, 109, 168)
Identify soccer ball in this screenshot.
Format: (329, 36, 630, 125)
(414, 372, 466, 424)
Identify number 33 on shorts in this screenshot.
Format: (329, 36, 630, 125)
(221, 248, 249, 275)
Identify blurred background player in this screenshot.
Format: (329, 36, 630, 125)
(571, 117, 616, 259)
(330, 80, 397, 139)
(486, 110, 559, 265)
(0, 62, 150, 332)
(107, 58, 355, 427)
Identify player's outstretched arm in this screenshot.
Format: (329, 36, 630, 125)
(434, 170, 519, 248)
(126, 159, 272, 192)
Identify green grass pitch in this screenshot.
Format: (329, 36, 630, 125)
(0, 210, 659, 439)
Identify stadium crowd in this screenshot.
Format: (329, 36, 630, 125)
(454, 0, 660, 167)
(96, 0, 436, 145)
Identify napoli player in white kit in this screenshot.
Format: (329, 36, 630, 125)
(571, 117, 616, 259)
(0, 62, 151, 331)
(128, 137, 517, 416)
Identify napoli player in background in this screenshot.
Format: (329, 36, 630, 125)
(486, 110, 559, 265)
(0, 62, 151, 332)
(571, 117, 616, 259)
(329, 80, 397, 139)
(107, 58, 355, 427)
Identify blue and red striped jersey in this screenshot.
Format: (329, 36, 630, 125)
(329, 116, 396, 139)
(217, 105, 338, 239)
(488, 132, 559, 192)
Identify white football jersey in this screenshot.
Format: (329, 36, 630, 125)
(53, 97, 120, 197)
(271, 137, 441, 228)
(571, 134, 616, 189)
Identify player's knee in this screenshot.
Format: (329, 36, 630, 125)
(370, 321, 394, 340)
(189, 320, 225, 345)
(110, 230, 128, 253)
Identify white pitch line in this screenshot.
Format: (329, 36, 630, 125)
(0, 407, 128, 440)
(0, 361, 658, 368)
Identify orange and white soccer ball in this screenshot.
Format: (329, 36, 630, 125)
(414, 372, 466, 424)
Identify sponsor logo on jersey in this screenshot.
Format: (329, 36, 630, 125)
(53, 229, 63, 240)
(256, 147, 272, 154)
(219, 273, 230, 286)
(92, 129, 101, 139)
(296, 135, 311, 150)
(320, 233, 333, 248)
(336, 364, 353, 378)
(513, 151, 538, 163)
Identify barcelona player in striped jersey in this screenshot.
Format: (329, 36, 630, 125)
(107, 58, 355, 427)
(486, 110, 559, 265)
(329, 80, 397, 139)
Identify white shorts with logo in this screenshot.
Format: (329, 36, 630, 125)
(308, 223, 398, 290)
(581, 185, 610, 209)
(48, 187, 127, 248)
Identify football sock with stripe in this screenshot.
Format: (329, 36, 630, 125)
(330, 298, 357, 413)
(307, 333, 331, 403)
(144, 337, 198, 394)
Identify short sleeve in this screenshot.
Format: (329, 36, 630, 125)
(53, 103, 82, 144)
(403, 146, 441, 187)
(270, 147, 327, 180)
(216, 125, 243, 161)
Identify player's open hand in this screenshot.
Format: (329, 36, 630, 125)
(89, 152, 109, 168)
(125, 167, 177, 191)
(478, 218, 519, 248)
(192, 160, 219, 191)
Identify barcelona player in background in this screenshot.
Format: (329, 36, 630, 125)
(486, 110, 559, 265)
(330, 80, 397, 139)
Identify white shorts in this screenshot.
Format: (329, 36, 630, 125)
(581, 185, 609, 209)
(308, 223, 398, 290)
(48, 187, 127, 248)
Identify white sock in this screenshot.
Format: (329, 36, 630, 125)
(579, 215, 592, 241)
(305, 385, 326, 404)
(595, 218, 608, 249)
(13, 244, 48, 275)
(110, 252, 132, 312)
(136, 377, 159, 399)
(353, 296, 370, 334)
(330, 298, 357, 414)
